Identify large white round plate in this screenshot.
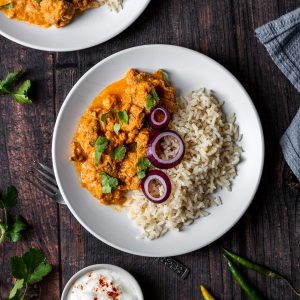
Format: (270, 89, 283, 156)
(0, 0, 150, 51)
(52, 45, 264, 257)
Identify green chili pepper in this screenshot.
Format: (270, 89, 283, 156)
(223, 255, 263, 300)
(224, 249, 300, 297)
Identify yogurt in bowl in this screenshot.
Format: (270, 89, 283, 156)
(61, 264, 143, 300)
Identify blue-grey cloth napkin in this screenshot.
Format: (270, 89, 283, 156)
(255, 8, 300, 181)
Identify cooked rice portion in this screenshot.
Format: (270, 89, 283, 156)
(99, 0, 123, 11)
(126, 89, 242, 240)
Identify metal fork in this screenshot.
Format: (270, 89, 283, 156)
(27, 161, 190, 279)
(26, 161, 65, 205)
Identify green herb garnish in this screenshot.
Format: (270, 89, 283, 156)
(4, 248, 52, 300)
(113, 123, 121, 134)
(136, 157, 152, 179)
(110, 145, 126, 161)
(94, 136, 109, 165)
(0, 2, 13, 10)
(101, 113, 108, 124)
(101, 172, 118, 194)
(0, 70, 32, 104)
(145, 94, 155, 110)
(145, 88, 160, 110)
(118, 110, 129, 124)
(0, 186, 28, 244)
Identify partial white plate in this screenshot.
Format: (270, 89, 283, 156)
(61, 264, 143, 300)
(0, 0, 150, 51)
(52, 45, 264, 257)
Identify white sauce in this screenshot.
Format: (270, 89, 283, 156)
(66, 269, 138, 300)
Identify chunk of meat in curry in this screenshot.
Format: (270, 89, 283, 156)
(0, 0, 100, 28)
(70, 69, 175, 206)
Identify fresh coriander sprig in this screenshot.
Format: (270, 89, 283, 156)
(4, 248, 52, 300)
(0, 70, 32, 104)
(136, 157, 152, 179)
(0, 186, 28, 244)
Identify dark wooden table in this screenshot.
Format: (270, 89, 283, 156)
(1, 1, 300, 299)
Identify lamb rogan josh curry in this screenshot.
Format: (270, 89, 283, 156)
(0, 0, 103, 28)
(70, 69, 176, 206)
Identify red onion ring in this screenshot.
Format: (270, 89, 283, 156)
(147, 130, 185, 169)
(141, 170, 171, 203)
(149, 105, 170, 130)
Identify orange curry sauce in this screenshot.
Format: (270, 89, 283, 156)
(70, 69, 176, 206)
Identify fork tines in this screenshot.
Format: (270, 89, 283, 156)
(26, 161, 59, 198)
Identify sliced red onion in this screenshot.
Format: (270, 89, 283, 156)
(147, 130, 185, 169)
(149, 105, 171, 130)
(141, 170, 171, 203)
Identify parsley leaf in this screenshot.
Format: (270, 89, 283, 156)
(110, 145, 126, 161)
(0, 70, 23, 93)
(6, 248, 52, 299)
(118, 110, 129, 124)
(0, 2, 13, 10)
(94, 136, 109, 165)
(136, 157, 152, 179)
(146, 95, 155, 110)
(12, 80, 32, 104)
(113, 123, 121, 134)
(101, 113, 108, 124)
(101, 172, 118, 194)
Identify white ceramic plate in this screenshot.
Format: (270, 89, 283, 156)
(52, 45, 264, 257)
(0, 0, 150, 51)
(61, 264, 143, 300)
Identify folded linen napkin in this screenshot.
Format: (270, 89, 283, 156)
(255, 7, 300, 181)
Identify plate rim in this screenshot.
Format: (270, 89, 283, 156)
(0, 0, 151, 52)
(52, 44, 265, 256)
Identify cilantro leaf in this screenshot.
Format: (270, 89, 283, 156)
(12, 80, 32, 104)
(146, 95, 155, 110)
(0, 2, 13, 10)
(7, 248, 52, 300)
(137, 157, 152, 169)
(101, 172, 118, 194)
(29, 263, 52, 284)
(10, 256, 28, 280)
(0, 186, 17, 209)
(101, 113, 108, 124)
(0, 70, 24, 92)
(9, 279, 24, 298)
(94, 136, 109, 165)
(151, 88, 160, 103)
(137, 169, 147, 179)
(118, 110, 129, 124)
(5, 216, 28, 242)
(110, 146, 126, 161)
(136, 157, 152, 179)
(113, 123, 121, 134)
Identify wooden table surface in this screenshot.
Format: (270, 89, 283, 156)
(1, 1, 300, 299)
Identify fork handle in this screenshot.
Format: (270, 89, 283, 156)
(154, 257, 190, 279)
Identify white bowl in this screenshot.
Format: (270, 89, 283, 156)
(52, 44, 264, 257)
(61, 264, 144, 300)
(0, 0, 150, 51)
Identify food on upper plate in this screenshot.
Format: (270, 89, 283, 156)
(66, 268, 138, 300)
(70, 68, 242, 240)
(0, 0, 123, 28)
(70, 69, 176, 206)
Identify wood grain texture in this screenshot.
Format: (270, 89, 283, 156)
(0, 0, 299, 299)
